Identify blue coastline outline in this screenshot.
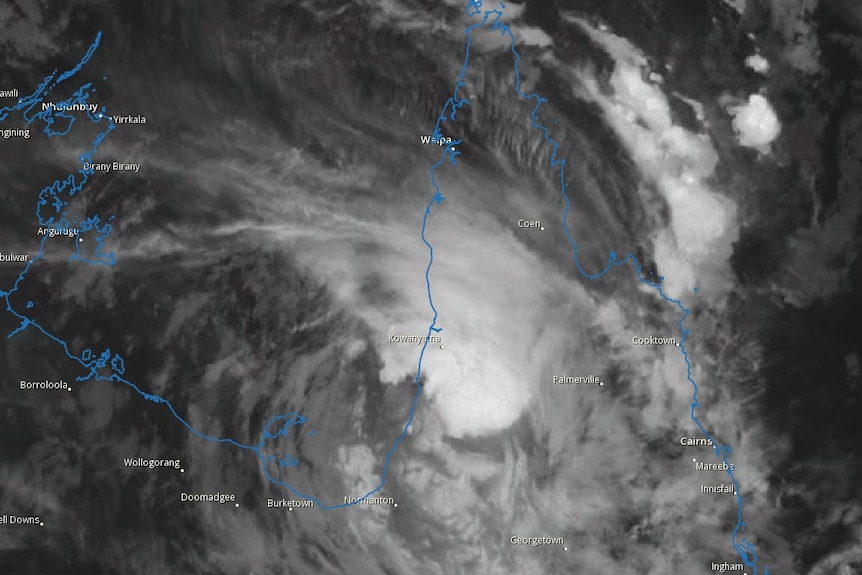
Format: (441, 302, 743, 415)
(459, 1, 769, 572)
(0, 3, 770, 572)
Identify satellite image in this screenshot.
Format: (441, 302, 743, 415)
(0, 0, 860, 574)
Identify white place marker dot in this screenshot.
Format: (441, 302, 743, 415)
(180, 469, 185, 473)
(440, 345, 445, 350)
(288, 507, 293, 511)
(675, 343, 680, 347)
(450, 147, 455, 151)
(67, 387, 72, 392)
(79, 238, 83, 242)
(540, 227, 545, 231)
(563, 547, 568, 551)
(235, 503, 240, 508)
(393, 503, 398, 508)
(692, 458, 696, 462)
(40, 522, 44, 526)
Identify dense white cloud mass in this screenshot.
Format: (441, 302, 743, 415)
(573, 21, 739, 299)
(745, 53, 770, 74)
(729, 94, 782, 149)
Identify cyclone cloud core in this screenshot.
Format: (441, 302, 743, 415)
(0, 1, 860, 574)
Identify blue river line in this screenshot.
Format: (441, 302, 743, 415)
(0, 4, 769, 570)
